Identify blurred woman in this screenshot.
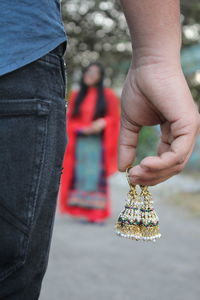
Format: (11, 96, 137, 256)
(59, 63, 120, 223)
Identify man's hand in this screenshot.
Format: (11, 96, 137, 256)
(118, 61, 200, 186)
(118, 0, 200, 185)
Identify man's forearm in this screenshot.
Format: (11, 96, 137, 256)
(118, 1, 200, 184)
(120, 0, 182, 64)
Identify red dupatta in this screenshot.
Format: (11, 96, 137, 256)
(59, 87, 120, 216)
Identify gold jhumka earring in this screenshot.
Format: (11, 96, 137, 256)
(115, 168, 142, 240)
(115, 168, 161, 242)
(139, 185, 161, 241)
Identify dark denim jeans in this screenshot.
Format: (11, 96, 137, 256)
(0, 44, 67, 299)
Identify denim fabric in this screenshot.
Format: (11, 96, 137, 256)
(0, 44, 67, 299)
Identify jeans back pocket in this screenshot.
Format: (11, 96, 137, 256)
(0, 98, 50, 281)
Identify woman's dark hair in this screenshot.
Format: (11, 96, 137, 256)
(72, 62, 107, 119)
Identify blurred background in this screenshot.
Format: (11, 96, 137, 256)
(40, 1, 200, 299)
(61, 0, 200, 167)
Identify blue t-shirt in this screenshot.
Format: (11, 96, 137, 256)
(0, 0, 67, 76)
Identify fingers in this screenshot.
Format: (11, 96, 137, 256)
(127, 131, 196, 186)
(141, 133, 194, 171)
(128, 164, 182, 186)
(118, 117, 140, 172)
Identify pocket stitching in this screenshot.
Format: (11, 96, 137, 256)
(0, 99, 51, 117)
(26, 115, 49, 230)
(0, 99, 50, 281)
(0, 203, 29, 236)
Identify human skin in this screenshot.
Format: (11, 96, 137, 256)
(118, 0, 200, 186)
(82, 118, 106, 134)
(83, 65, 101, 87)
(81, 65, 106, 134)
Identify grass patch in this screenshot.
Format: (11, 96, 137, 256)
(168, 191, 200, 217)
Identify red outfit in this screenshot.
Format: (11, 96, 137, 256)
(59, 87, 120, 222)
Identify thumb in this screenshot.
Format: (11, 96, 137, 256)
(118, 117, 141, 171)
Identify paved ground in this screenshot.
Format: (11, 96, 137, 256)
(40, 173, 200, 300)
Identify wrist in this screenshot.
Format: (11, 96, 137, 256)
(132, 47, 181, 70)
(130, 50, 182, 79)
(130, 23, 182, 69)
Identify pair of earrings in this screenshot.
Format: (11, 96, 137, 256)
(115, 169, 161, 242)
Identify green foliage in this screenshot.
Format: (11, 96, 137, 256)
(62, 1, 200, 104)
(61, 1, 200, 162)
(61, 0, 130, 87)
(181, 1, 200, 106)
(135, 127, 159, 164)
